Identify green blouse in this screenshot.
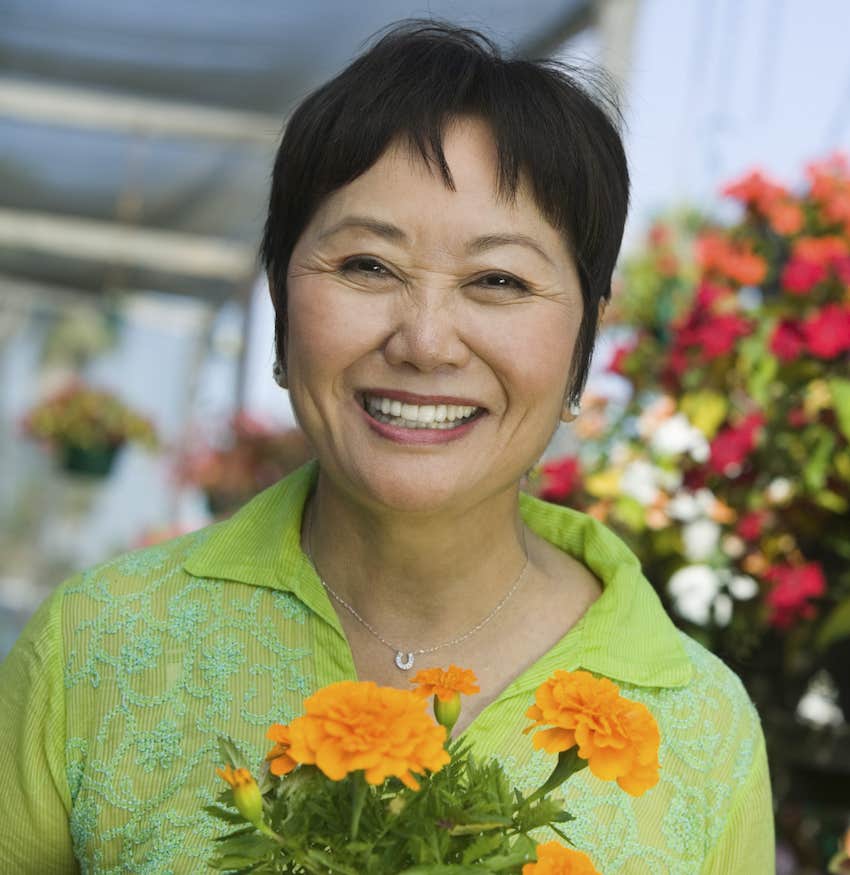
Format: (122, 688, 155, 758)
(0, 462, 774, 874)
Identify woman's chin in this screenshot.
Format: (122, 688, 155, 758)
(336, 457, 487, 517)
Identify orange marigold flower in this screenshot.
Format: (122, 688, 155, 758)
(411, 665, 481, 701)
(265, 723, 298, 776)
(286, 680, 450, 790)
(522, 841, 601, 874)
(525, 670, 660, 796)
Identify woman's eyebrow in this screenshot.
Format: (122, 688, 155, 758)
(318, 215, 553, 265)
(318, 216, 407, 243)
(467, 233, 554, 266)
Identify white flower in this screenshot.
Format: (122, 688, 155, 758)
(766, 477, 794, 505)
(796, 671, 845, 728)
(651, 414, 695, 455)
(650, 413, 711, 464)
(620, 460, 661, 504)
(657, 468, 683, 492)
(682, 518, 721, 561)
(721, 534, 746, 559)
(713, 593, 733, 627)
(668, 565, 721, 626)
(667, 492, 701, 522)
(737, 286, 763, 311)
(728, 574, 759, 600)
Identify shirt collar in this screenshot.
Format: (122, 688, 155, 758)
(183, 461, 693, 690)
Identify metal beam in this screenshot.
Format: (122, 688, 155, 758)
(0, 208, 256, 281)
(0, 77, 282, 145)
(516, 1, 595, 59)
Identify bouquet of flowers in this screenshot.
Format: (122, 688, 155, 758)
(206, 666, 660, 874)
(22, 379, 158, 475)
(178, 412, 312, 517)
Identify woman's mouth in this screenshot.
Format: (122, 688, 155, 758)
(360, 392, 485, 431)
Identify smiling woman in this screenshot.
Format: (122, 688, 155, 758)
(0, 20, 774, 875)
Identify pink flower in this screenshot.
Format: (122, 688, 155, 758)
(803, 304, 850, 359)
(764, 562, 826, 629)
(540, 456, 581, 502)
(769, 319, 807, 362)
(781, 259, 827, 295)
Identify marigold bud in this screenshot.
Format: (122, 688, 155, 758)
(216, 765, 265, 826)
(434, 693, 462, 732)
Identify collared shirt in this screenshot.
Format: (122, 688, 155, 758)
(0, 462, 774, 874)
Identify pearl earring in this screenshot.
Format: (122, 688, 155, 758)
(568, 399, 581, 417)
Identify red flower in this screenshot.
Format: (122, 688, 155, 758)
(833, 255, 850, 284)
(736, 510, 771, 542)
(803, 304, 850, 359)
(540, 456, 581, 502)
(769, 319, 807, 362)
(607, 342, 636, 376)
(764, 562, 826, 629)
(698, 314, 754, 358)
(781, 259, 827, 295)
(708, 413, 765, 476)
(787, 406, 808, 427)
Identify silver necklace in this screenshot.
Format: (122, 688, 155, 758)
(304, 504, 530, 671)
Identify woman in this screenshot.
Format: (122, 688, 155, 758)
(0, 21, 773, 874)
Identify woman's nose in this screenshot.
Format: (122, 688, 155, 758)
(382, 289, 471, 372)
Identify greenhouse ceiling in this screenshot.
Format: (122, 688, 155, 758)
(0, 0, 591, 303)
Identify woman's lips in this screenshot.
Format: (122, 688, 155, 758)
(358, 401, 487, 445)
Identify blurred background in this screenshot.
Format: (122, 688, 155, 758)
(2, 1, 849, 871)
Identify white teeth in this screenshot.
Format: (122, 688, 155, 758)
(363, 394, 481, 429)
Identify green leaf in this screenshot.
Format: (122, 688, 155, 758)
(461, 833, 506, 865)
(746, 350, 779, 408)
(829, 377, 850, 443)
(209, 854, 265, 870)
(396, 866, 483, 875)
(803, 429, 836, 492)
(612, 495, 646, 532)
(218, 736, 251, 771)
(816, 597, 850, 651)
(813, 489, 849, 513)
(204, 804, 248, 825)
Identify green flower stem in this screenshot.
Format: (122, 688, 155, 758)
(525, 746, 587, 804)
(350, 773, 368, 840)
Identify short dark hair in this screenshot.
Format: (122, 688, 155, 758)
(260, 20, 629, 405)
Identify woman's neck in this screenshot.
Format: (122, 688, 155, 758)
(303, 473, 531, 645)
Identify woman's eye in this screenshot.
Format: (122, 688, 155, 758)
(340, 257, 394, 279)
(475, 273, 530, 294)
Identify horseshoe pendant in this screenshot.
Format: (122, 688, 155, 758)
(394, 651, 415, 670)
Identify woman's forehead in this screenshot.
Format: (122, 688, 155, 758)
(304, 118, 566, 257)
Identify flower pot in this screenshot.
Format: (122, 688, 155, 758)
(59, 442, 123, 477)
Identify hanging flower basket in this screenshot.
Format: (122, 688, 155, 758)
(178, 412, 313, 518)
(22, 380, 158, 479)
(59, 441, 124, 478)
